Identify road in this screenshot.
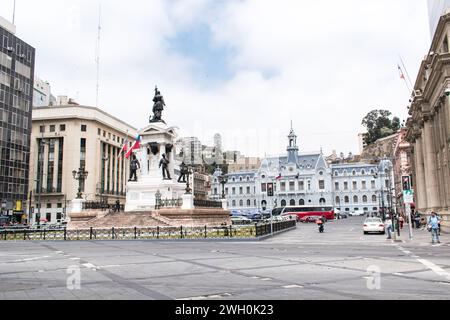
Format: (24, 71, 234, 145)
(0, 217, 449, 300)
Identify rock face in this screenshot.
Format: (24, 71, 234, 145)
(68, 209, 231, 229)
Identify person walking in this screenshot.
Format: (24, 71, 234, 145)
(385, 217, 393, 240)
(399, 215, 405, 230)
(428, 212, 441, 244)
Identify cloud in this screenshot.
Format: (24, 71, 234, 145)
(0, 0, 431, 157)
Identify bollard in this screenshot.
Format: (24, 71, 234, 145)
(204, 226, 207, 239)
(90, 227, 93, 240)
(229, 226, 233, 238)
(157, 226, 160, 239)
(43, 229, 46, 241)
(180, 226, 183, 239)
(134, 227, 137, 240)
(64, 228, 67, 241)
(112, 227, 115, 240)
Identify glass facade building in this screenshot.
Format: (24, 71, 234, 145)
(0, 21, 35, 222)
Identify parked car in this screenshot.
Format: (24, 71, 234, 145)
(231, 216, 252, 225)
(300, 216, 323, 223)
(350, 209, 366, 216)
(363, 218, 385, 235)
(246, 212, 263, 222)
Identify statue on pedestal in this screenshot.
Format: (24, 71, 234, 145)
(150, 86, 166, 124)
(159, 154, 171, 180)
(178, 162, 188, 183)
(129, 155, 140, 182)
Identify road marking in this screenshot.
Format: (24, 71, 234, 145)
(282, 285, 303, 289)
(260, 278, 273, 281)
(417, 259, 450, 280)
(10, 255, 50, 263)
(82, 263, 99, 270)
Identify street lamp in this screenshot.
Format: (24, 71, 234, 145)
(185, 166, 193, 195)
(72, 167, 89, 199)
(218, 173, 228, 200)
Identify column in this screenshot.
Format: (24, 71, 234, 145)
(423, 121, 440, 209)
(415, 136, 428, 211)
(53, 139, 59, 191)
(42, 141, 49, 191)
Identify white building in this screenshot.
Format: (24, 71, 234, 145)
(33, 77, 56, 107)
(210, 126, 390, 215)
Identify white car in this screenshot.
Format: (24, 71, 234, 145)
(350, 209, 366, 216)
(363, 218, 385, 235)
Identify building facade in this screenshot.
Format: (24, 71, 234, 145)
(0, 17, 35, 222)
(428, 0, 450, 36)
(211, 126, 388, 215)
(29, 105, 137, 224)
(33, 77, 55, 107)
(406, 12, 450, 232)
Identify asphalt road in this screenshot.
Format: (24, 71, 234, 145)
(0, 217, 449, 300)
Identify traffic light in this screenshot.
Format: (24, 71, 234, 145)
(402, 176, 411, 191)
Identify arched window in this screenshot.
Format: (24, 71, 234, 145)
(247, 199, 251, 207)
(334, 171, 339, 176)
(352, 170, 356, 175)
(299, 199, 305, 206)
(239, 177, 243, 182)
(361, 170, 366, 175)
(232, 177, 236, 182)
(363, 195, 368, 203)
(261, 200, 267, 210)
(319, 198, 326, 205)
(232, 200, 236, 207)
(290, 199, 296, 206)
(281, 200, 287, 207)
(335, 196, 341, 204)
(372, 195, 377, 203)
(345, 196, 350, 203)
(239, 200, 244, 207)
(353, 195, 358, 203)
(364, 207, 369, 212)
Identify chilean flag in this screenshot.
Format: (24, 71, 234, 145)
(125, 135, 142, 159)
(275, 174, 282, 181)
(117, 137, 129, 159)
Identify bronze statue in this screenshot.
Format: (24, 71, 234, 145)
(129, 155, 140, 182)
(150, 86, 166, 124)
(159, 153, 171, 180)
(178, 162, 188, 183)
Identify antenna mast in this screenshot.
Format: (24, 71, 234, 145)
(95, 4, 102, 108)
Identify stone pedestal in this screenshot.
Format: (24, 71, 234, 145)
(221, 199, 228, 210)
(182, 194, 194, 210)
(71, 199, 85, 214)
(125, 122, 185, 212)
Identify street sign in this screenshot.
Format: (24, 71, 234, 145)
(403, 190, 414, 204)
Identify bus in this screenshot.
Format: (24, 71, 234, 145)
(273, 206, 335, 221)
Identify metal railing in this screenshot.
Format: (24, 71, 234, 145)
(155, 198, 183, 210)
(82, 202, 125, 212)
(0, 221, 296, 241)
(194, 199, 223, 208)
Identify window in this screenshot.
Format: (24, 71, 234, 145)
(46, 213, 51, 222)
(232, 200, 236, 207)
(280, 182, 286, 192)
(213, 188, 218, 195)
(246, 186, 251, 194)
(298, 180, 304, 191)
(352, 170, 356, 175)
(289, 181, 295, 191)
(81, 125, 87, 132)
(239, 200, 243, 207)
(336, 196, 340, 204)
(353, 181, 357, 190)
(345, 196, 350, 203)
(247, 199, 251, 207)
(362, 181, 367, 190)
(50, 125, 55, 132)
(371, 180, 376, 189)
(261, 183, 267, 192)
(299, 199, 305, 205)
(40, 125, 45, 133)
(98, 128, 101, 135)
(60, 124, 66, 131)
(319, 180, 325, 190)
(353, 196, 358, 203)
(307, 180, 311, 190)
(47, 203, 52, 209)
(239, 187, 243, 195)
(290, 199, 296, 206)
(281, 200, 287, 207)
(363, 195, 368, 203)
(320, 198, 326, 204)
(372, 195, 377, 203)
(335, 182, 339, 190)
(232, 187, 236, 195)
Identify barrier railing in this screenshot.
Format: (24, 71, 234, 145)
(0, 221, 296, 241)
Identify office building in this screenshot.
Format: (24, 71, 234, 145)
(0, 17, 35, 222)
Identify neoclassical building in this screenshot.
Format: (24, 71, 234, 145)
(406, 12, 450, 232)
(211, 126, 387, 214)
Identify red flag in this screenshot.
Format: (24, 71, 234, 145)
(398, 65, 405, 80)
(275, 174, 282, 180)
(125, 136, 141, 159)
(117, 138, 129, 159)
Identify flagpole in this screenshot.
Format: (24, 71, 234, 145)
(399, 55, 414, 89)
(12, 0, 16, 24)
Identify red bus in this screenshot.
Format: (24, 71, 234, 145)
(273, 206, 335, 221)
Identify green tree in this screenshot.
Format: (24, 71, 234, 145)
(362, 110, 401, 145)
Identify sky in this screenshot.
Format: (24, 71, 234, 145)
(0, 0, 432, 158)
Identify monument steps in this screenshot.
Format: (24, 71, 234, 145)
(69, 212, 171, 229)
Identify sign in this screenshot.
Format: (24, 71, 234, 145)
(403, 190, 414, 204)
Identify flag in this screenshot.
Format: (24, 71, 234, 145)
(275, 174, 282, 180)
(117, 137, 129, 159)
(125, 135, 141, 159)
(398, 65, 405, 80)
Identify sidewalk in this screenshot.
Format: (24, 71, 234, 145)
(389, 223, 449, 246)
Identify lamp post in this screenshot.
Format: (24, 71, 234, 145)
(218, 173, 228, 200)
(185, 166, 193, 195)
(72, 167, 89, 199)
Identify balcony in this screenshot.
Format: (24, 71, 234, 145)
(34, 188, 64, 196)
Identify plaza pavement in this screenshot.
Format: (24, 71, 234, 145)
(0, 217, 449, 300)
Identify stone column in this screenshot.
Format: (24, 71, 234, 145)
(415, 136, 427, 212)
(423, 121, 440, 210)
(53, 139, 59, 191)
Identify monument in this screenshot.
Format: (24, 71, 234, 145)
(122, 87, 230, 227)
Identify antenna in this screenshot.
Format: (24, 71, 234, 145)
(95, 4, 102, 108)
(12, 0, 16, 24)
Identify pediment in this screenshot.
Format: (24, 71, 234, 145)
(139, 123, 179, 137)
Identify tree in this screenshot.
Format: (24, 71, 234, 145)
(362, 110, 401, 145)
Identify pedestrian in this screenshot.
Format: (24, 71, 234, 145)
(399, 215, 405, 230)
(427, 212, 441, 244)
(115, 200, 120, 213)
(385, 217, 392, 240)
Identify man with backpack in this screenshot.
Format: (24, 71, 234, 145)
(428, 211, 441, 244)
